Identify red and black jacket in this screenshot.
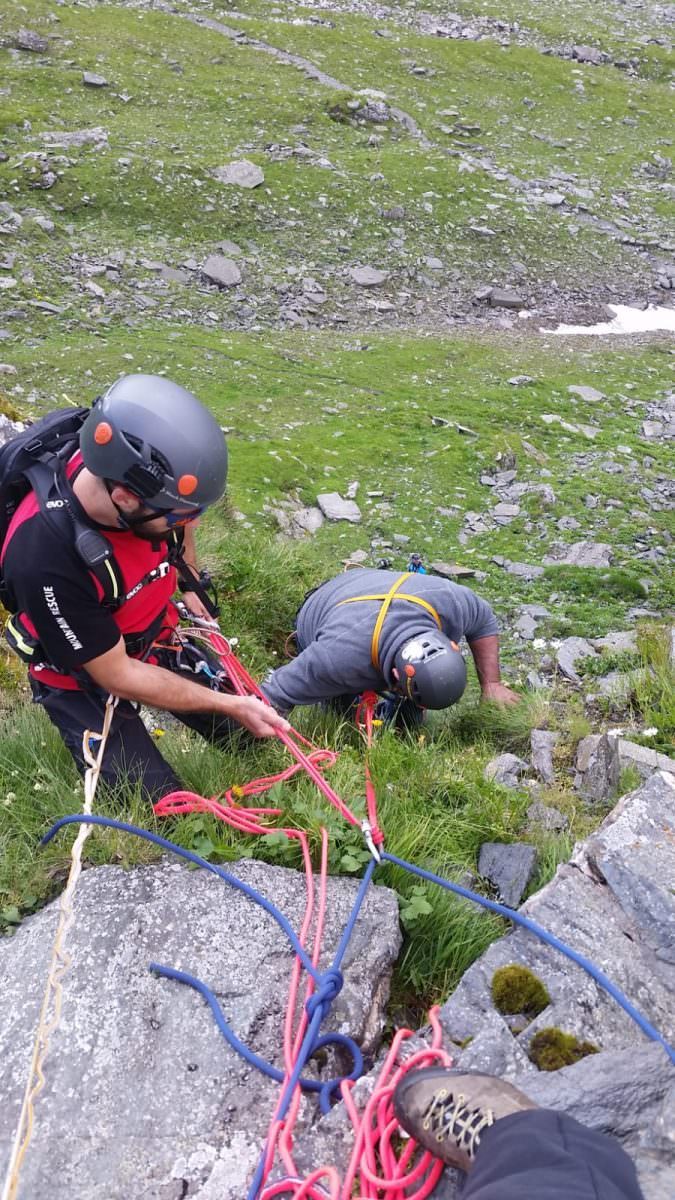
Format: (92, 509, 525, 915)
(1, 451, 179, 691)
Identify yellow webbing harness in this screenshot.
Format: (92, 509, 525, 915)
(337, 572, 442, 671)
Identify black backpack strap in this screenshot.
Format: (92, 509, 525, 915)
(166, 528, 220, 619)
(24, 457, 126, 611)
(174, 555, 220, 619)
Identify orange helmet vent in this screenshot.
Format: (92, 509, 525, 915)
(94, 421, 113, 445)
(178, 473, 198, 496)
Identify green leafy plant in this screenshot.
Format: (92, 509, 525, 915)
(399, 885, 434, 929)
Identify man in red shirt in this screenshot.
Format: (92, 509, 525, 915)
(2, 374, 288, 799)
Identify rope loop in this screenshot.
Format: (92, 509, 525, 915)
(304, 969, 344, 1022)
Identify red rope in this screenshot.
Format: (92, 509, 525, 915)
(180, 626, 363, 829)
(155, 630, 448, 1197)
(354, 691, 385, 847)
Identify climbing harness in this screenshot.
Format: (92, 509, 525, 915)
(337, 572, 441, 671)
(6, 622, 675, 1200)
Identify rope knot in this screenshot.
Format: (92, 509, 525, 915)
(305, 968, 344, 1022)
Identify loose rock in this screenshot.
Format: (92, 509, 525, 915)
(527, 801, 568, 832)
(617, 739, 674, 782)
(350, 266, 389, 288)
(82, 72, 108, 88)
(545, 542, 613, 569)
(556, 637, 597, 685)
(484, 753, 529, 788)
(201, 255, 242, 288)
(568, 385, 605, 403)
(478, 842, 538, 908)
(531, 730, 559, 785)
(213, 160, 264, 189)
(15, 29, 49, 53)
(316, 493, 362, 523)
(488, 288, 525, 310)
(430, 561, 476, 580)
(575, 733, 620, 802)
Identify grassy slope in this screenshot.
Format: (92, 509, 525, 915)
(0, 0, 673, 332)
(0, 2, 673, 1014)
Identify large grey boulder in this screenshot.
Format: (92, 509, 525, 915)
(290, 775, 675, 1200)
(439, 770, 675, 1053)
(433, 772, 675, 1197)
(0, 858, 401, 1199)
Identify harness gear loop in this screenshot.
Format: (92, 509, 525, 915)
(337, 572, 442, 671)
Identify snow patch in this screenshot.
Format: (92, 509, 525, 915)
(544, 304, 675, 336)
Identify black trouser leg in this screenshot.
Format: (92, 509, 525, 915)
(31, 680, 182, 802)
(463, 1110, 644, 1200)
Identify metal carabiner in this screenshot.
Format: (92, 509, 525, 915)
(361, 818, 382, 864)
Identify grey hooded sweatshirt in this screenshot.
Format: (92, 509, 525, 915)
(261, 569, 499, 713)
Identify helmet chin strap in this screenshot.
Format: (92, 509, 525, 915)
(104, 480, 168, 532)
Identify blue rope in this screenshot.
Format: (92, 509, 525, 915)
(246, 857, 378, 1200)
(42, 818, 373, 1101)
(42, 815, 321, 978)
(149, 963, 363, 1096)
(382, 851, 675, 1066)
(42, 809, 675, 1200)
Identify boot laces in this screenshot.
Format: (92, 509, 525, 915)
(421, 1088, 494, 1158)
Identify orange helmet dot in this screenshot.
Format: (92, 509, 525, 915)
(404, 664, 416, 677)
(94, 421, 113, 445)
(178, 473, 198, 497)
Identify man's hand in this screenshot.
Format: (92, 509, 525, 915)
(230, 695, 291, 737)
(181, 590, 217, 624)
(481, 681, 520, 707)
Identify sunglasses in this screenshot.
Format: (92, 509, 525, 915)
(143, 501, 206, 528)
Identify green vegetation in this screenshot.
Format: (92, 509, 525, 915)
(528, 1026, 600, 1070)
(0, 0, 673, 1023)
(491, 964, 551, 1017)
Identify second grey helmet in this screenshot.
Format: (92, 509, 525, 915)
(393, 630, 467, 709)
(79, 374, 228, 516)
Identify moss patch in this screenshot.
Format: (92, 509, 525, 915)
(491, 964, 550, 1017)
(529, 1026, 600, 1071)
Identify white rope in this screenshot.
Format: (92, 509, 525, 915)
(1, 694, 117, 1200)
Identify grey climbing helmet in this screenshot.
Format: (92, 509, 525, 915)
(79, 374, 228, 513)
(393, 630, 467, 709)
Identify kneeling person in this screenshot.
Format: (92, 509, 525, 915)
(262, 569, 518, 723)
(1, 374, 288, 802)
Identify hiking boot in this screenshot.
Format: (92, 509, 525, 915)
(393, 1067, 536, 1171)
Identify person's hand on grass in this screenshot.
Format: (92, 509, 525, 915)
(480, 682, 520, 707)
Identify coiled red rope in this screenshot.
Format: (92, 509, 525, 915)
(155, 628, 447, 1198)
